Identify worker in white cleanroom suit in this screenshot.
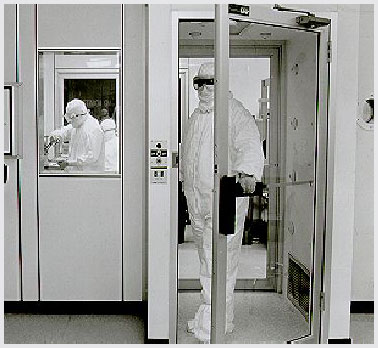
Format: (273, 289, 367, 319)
(100, 118, 119, 172)
(50, 99, 105, 172)
(181, 62, 265, 342)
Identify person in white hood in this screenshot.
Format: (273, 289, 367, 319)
(181, 62, 265, 342)
(100, 118, 119, 172)
(50, 99, 105, 172)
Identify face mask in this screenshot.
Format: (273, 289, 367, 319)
(69, 114, 86, 128)
(198, 85, 215, 108)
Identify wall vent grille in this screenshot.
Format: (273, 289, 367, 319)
(287, 254, 310, 321)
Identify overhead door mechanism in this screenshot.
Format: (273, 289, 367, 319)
(273, 4, 331, 28)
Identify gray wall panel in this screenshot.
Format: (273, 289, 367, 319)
(351, 6, 374, 301)
(19, 4, 39, 300)
(39, 178, 122, 301)
(123, 4, 146, 301)
(4, 159, 21, 300)
(38, 4, 121, 48)
(4, 4, 20, 300)
(4, 4, 16, 82)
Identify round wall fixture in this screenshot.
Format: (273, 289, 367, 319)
(357, 94, 374, 130)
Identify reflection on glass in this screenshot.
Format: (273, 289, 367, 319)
(38, 51, 120, 174)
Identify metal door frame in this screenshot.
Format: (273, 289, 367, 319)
(170, 5, 331, 344)
(212, 5, 331, 344)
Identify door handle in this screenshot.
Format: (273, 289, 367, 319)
(267, 180, 314, 187)
(172, 151, 179, 168)
(219, 175, 263, 236)
(4, 164, 9, 184)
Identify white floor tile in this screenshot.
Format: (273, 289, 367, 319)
(177, 292, 309, 344)
(179, 241, 267, 279)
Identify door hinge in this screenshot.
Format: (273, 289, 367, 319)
(327, 41, 332, 63)
(273, 5, 331, 29)
(320, 291, 326, 311)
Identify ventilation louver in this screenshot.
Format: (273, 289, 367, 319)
(287, 254, 310, 321)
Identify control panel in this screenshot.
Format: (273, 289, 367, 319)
(150, 140, 168, 184)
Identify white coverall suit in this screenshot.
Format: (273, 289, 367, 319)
(181, 63, 265, 342)
(100, 118, 119, 172)
(51, 99, 105, 173)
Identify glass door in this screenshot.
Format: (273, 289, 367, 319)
(210, 5, 330, 344)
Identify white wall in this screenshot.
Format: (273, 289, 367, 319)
(323, 5, 360, 341)
(351, 4, 374, 301)
(148, 4, 172, 339)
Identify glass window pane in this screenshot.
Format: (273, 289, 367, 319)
(38, 51, 121, 175)
(228, 20, 318, 344)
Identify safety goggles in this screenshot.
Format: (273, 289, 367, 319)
(64, 112, 86, 122)
(193, 77, 215, 90)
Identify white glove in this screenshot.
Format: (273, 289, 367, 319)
(56, 158, 68, 170)
(238, 174, 256, 194)
(50, 129, 63, 141)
